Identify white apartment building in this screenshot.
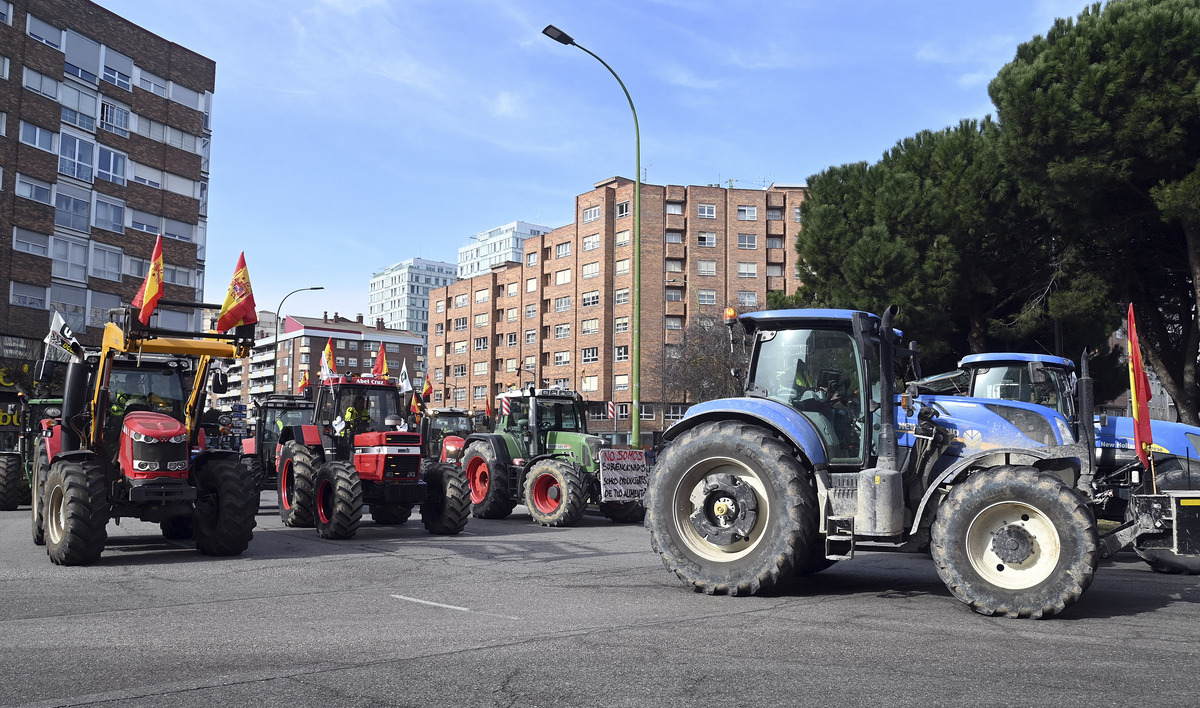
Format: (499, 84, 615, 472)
(367, 258, 457, 374)
(457, 221, 552, 279)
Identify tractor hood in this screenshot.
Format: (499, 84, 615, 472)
(122, 411, 187, 441)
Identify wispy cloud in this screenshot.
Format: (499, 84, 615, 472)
(316, 0, 385, 14)
(658, 63, 722, 90)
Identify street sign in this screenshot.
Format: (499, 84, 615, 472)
(231, 411, 246, 419)
(231, 404, 247, 411)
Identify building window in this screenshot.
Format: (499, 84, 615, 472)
(665, 259, 683, 273)
(55, 185, 91, 232)
(473, 361, 487, 376)
(60, 85, 97, 131)
(474, 336, 489, 351)
(767, 236, 783, 249)
(614, 316, 629, 333)
(615, 345, 629, 362)
(435, 323, 444, 335)
(698, 289, 717, 305)
(11, 281, 47, 309)
(666, 405, 688, 422)
(666, 202, 683, 215)
(165, 218, 194, 242)
(582, 205, 600, 223)
(102, 48, 133, 90)
(139, 70, 168, 97)
(767, 264, 783, 277)
(615, 230, 630, 247)
(794, 206, 803, 223)
(506, 307, 518, 322)
(641, 405, 656, 421)
(59, 133, 94, 181)
(580, 261, 601, 279)
(665, 317, 683, 330)
(475, 288, 488, 303)
(472, 385, 486, 400)
(616, 404, 629, 420)
(613, 288, 630, 305)
(163, 265, 192, 286)
(93, 195, 124, 233)
(554, 269, 571, 286)
(616, 201, 630, 218)
(130, 209, 160, 235)
(454, 388, 466, 402)
(698, 204, 716, 219)
(23, 67, 59, 99)
(697, 232, 716, 248)
(581, 347, 599, 363)
(454, 294, 468, 308)
(556, 242, 571, 258)
(506, 358, 517, 373)
(554, 351, 570, 366)
(451, 317, 465, 331)
(551, 296, 568, 313)
(766, 208, 782, 221)
(614, 374, 629, 391)
(96, 147, 127, 185)
(527, 252, 538, 267)
(454, 341, 467, 354)
(524, 355, 535, 371)
(17, 174, 52, 204)
(665, 288, 683, 302)
(666, 231, 683, 244)
(737, 205, 757, 221)
(434, 344, 444, 358)
(581, 375, 598, 392)
(20, 121, 54, 152)
(453, 364, 466, 377)
(583, 233, 600, 251)
(51, 236, 88, 282)
(474, 313, 488, 328)
(697, 260, 717, 277)
(527, 277, 537, 292)
(100, 100, 130, 137)
(738, 291, 758, 307)
(436, 301, 445, 313)
(555, 323, 571, 339)
(738, 233, 757, 249)
(581, 318, 599, 335)
(506, 332, 518, 347)
(738, 263, 758, 278)
(615, 259, 630, 276)
(347, 358, 358, 368)
(13, 228, 49, 256)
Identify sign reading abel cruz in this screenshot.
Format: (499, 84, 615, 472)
(599, 449, 648, 502)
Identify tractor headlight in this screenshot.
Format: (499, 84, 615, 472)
(444, 441, 461, 458)
(168, 433, 187, 444)
(134, 460, 160, 471)
(1055, 418, 1075, 444)
(131, 431, 158, 444)
(166, 460, 189, 471)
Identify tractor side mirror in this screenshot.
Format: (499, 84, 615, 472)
(1098, 412, 1109, 427)
(211, 371, 228, 395)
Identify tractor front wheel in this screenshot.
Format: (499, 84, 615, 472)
(277, 442, 318, 527)
(0, 452, 25, 510)
(31, 442, 49, 545)
(421, 462, 470, 535)
(44, 460, 108, 566)
(524, 459, 587, 527)
(193, 454, 257, 556)
(463, 442, 516, 519)
(931, 465, 1097, 618)
(1128, 459, 1200, 574)
(314, 461, 363, 540)
(645, 421, 819, 596)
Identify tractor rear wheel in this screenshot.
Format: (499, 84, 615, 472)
(599, 500, 645, 523)
(31, 441, 49, 546)
(463, 442, 516, 519)
(239, 455, 265, 514)
(314, 461, 363, 540)
(1128, 458, 1200, 574)
(277, 442, 318, 527)
(524, 459, 587, 527)
(422, 462, 470, 535)
(193, 454, 257, 556)
(645, 421, 819, 596)
(931, 465, 1097, 618)
(371, 504, 412, 525)
(0, 452, 25, 510)
(44, 460, 108, 566)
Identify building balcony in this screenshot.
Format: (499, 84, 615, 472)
(767, 219, 786, 237)
(767, 276, 787, 292)
(766, 191, 785, 208)
(767, 247, 786, 264)
(665, 300, 687, 317)
(665, 213, 687, 232)
(665, 242, 686, 260)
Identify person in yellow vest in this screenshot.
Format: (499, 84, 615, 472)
(342, 395, 369, 436)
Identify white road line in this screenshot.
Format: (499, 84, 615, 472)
(390, 594, 520, 621)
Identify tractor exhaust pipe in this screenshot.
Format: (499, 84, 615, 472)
(877, 305, 900, 472)
(60, 359, 91, 453)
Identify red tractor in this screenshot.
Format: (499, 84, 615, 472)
(274, 374, 469, 539)
(418, 407, 474, 468)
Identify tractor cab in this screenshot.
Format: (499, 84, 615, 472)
(312, 376, 406, 455)
(419, 408, 473, 462)
(101, 358, 191, 461)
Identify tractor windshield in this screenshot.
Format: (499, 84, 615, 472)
(431, 414, 473, 437)
(973, 364, 1075, 419)
(320, 385, 403, 437)
(108, 365, 186, 419)
(535, 398, 584, 433)
(751, 328, 866, 464)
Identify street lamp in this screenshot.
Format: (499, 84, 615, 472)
(274, 286, 324, 393)
(543, 24, 643, 448)
(666, 278, 699, 308)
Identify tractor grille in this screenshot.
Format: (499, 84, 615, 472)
(385, 432, 421, 446)
(384, 455, 421, 480)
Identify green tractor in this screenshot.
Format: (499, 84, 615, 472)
(0, 394, 61, 530)
(460, 387, 647, 527)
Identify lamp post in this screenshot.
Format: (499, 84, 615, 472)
(274, 286, 324, 393)
(666, 277, 699, 309)
(543, 24, 643, 448)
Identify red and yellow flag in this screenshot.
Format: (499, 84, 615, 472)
(1127, 303, 1154, 471)
(371, 341, 388, 377)
(297, 369, 310, 392)
(216, 251, 258, 332)
(320, 337, 336, 380)
(421, 376, 433, 402)
(131, 236, 164, 325)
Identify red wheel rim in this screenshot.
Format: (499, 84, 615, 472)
(280, 460, 294, 511)
(316, 476, 333, 524)
(467, 457, 489, 505)
(531, 472, 560, 514)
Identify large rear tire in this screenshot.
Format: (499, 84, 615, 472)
(193, 454, 257, 556)
(463, 442, 516, 519)
(31, 442, 49, 546)
(314, 461, 363, 540)
(277, 442, 317, 527)
(44, 460, 108, 566)
(645, 421, 819, 596)
(525, 459, 588, 527)
(931, 465, 1098, 618)
(0, 452, 25, 510)
(421, 462, 470, 535)
(1128, 458, 1200, 574)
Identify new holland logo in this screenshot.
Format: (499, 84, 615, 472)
(963, 429, 983, 447)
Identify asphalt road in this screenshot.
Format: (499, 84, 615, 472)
(2, 497, 1198, 708)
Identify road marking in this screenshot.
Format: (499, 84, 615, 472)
(391, 594, 519, 621)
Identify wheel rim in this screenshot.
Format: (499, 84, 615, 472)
(280, 459, 294, 511)
(669, 456, 769, 562)
(466, 457, 489, 505)
(965, 501, 1062, 589)
(46, 482, 65, 546)
(530, 472, 561, 514)
(316, 476, 333, 525)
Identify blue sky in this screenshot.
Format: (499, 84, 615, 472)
(94, 0, 1088, 321)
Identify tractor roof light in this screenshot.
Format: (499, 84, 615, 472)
(724, 307, 738, 326)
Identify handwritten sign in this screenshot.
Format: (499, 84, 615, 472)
(599, 449, 648, 502)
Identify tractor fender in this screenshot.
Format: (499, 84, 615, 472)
(662, 397, 828, 470)
(908, 443, 1087, 535)
(241, 437, 256, 456)
(288, 424, 323, 447)
(464, 433, 514, 468)
(52, 448, 96, 465)
(191, 448, 241, 472)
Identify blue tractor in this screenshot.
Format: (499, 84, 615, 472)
(914, 351, 1200, 573)
(645, 307, 1200, 617)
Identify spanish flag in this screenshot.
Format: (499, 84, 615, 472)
(1127, 304, 1154, 472)
(320, 337, 336, 380)
(297, 369, 310, 393)
(131, 236, 164, 325)
(421, 376, 433, 402)
(371, 341, 388, 377)
(216, 252, 258, 332)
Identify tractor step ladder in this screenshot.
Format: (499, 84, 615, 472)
(825, 515, 854, 560)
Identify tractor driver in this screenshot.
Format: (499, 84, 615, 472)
(342, 395, 369, 436)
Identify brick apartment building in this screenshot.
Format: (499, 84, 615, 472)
(0, 0, 213, 357)
(426, 176, 806, 446)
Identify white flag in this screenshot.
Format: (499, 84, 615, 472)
(44, 311, 84, 360)
(398, 358, 413, 393)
